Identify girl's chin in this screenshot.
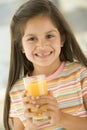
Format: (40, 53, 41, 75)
(34, 62, 53, 67)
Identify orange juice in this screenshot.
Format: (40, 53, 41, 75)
(25, 80, 48, 97)
(23, 75, 48, 122)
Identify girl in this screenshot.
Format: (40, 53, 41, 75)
(4, 0, 87, 130)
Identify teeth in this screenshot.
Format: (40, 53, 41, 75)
(38, 52, 51, 56)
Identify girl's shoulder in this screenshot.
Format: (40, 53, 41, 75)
(64, 61, 87, 78)
(10, 77, 24, 93)
(65, 61, 87, 70)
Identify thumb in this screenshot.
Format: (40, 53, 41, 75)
(48, 90, 53, 96)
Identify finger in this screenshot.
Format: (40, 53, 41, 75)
(39, 104, 58, 112)
(25, 118, 38, 130)
(42, 110, 55, 118)
(23, 96, 36, 104)
(23, 102, 39, 111)
(21, 90, 26, 97)
(42, 110, 57, 125)
(23, 97, 30, 103)
(40, 94, 54, 100)
(36, 97, 57, 105)
(40, 94, 57, 103)
(24, 109, 37, 118)
(48, 90, 53, 96)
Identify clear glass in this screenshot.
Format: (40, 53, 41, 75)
(23, 75, 48, 97)
(23, 75, 48, 123)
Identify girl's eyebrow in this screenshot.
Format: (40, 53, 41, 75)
(24, 29, 58, 37)
(46, 29, 58, 34)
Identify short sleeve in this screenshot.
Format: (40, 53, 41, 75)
(9, 90, 23, 117)
(9, 96, 18, 118)
(80, 65, 87, 97)
(9, 79, 27, 127)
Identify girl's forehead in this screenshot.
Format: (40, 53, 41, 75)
(28, 15, 52, 23)
(24, 15, 57, 29)
(23, 16, 58, 35)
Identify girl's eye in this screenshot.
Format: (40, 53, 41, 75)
(46, 34, 54, 39)
(27, 37, 36, 41)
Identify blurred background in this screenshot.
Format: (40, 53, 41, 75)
(0, 0, 87, 129)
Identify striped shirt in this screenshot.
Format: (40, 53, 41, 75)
(9, 61, 87, 130)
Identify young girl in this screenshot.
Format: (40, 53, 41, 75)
(4, 0, 87, 130)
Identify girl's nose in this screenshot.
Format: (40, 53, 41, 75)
(37, 39, 48, 47)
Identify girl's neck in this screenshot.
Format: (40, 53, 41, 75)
(31, 60, 61, 77)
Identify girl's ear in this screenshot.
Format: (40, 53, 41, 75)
(22, 50, 25, 53)
(61, 35, 65, 47)
(22, 49, 25, 53)
(21, 46, 25, 53)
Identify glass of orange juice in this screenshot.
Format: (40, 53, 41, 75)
(23, 75, 48, 123)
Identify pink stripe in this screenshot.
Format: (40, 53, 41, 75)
(74, 112, 87, 117)
(50, 80, 80, 92)
(82, 90, 87, 96)
(46, 62, 65, 81)
(58, 96, 82, 103)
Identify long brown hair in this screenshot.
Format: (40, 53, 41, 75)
(4, 0, 87, 129)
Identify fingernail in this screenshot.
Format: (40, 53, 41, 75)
(32, 101, 36, 104)
(31, 96, 35, 100)
(36, 96, 39, 99)
(36, 105, 39, 108)
(21, 90, 26, 96)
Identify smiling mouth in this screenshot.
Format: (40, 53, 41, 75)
(35, 51, 53, 58)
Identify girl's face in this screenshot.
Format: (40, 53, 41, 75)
(22, 16, 64, 69)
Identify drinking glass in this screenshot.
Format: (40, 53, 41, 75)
(23, 75, 48, 122)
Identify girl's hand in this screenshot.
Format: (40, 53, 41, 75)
(35, 91, 62, 126)
(22, 91, 38, 130)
